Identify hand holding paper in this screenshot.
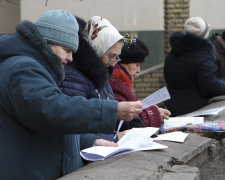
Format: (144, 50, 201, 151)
(117, 101, 142, 121)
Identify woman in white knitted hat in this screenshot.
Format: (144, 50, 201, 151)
(164, 17, 225, 117)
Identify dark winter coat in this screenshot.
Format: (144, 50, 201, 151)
(210, 32, 225, 79)
(164, 32, 225, 116)
(0, 20, 118, 180)
(109, 63, 161, 127)
(58, 29, 142, 133)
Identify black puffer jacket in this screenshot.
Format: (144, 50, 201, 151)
(164, 32, 225, 116)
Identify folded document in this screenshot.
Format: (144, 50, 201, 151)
(80, 127, 168, 161)
(180, 107, 225, 117)
(153, 131, 189, 143)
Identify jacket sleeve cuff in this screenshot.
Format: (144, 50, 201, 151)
(100, 100, 118, 133)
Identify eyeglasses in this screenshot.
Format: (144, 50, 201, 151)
(107, 54, 121, 64)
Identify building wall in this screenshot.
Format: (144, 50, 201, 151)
(190, 0, 225, 30)
(20, 0, 164, 70)
(20, 0, 164, 31)
(0, 0, 20, 34)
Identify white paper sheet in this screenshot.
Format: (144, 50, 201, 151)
(141, 87, 171, 109)
(163, 117, 204, 130)
(179, 107, 225, 117)
(80, 127, 168, 161)
(118, 127, 159, 148)
(153, 131, 189, 143)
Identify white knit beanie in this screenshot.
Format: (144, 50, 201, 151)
(184, 17, 211, 39)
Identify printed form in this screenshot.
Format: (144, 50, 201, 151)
(141, 87, 170, 109)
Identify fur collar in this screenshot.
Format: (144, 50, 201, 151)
(71, 30, 108, 89)
(111, 64, 133, 90)
(169, 32, 213, 55)
(16, 20, 64, 80)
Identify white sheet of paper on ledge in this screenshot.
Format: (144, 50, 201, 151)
(179, 106, 225, 117)
(141, 87, 170, 109)
(163, 117, 204, 130)
(80, 127, 168, 161)
(153, 131, 189, 143)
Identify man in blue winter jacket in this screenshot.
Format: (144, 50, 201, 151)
(0, 10, 142, 180)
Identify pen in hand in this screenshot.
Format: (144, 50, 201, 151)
(113, 120, 124, 140)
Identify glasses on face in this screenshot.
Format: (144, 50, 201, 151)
(107, 54, 121, 64)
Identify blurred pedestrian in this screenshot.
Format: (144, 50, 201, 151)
(210, 30, 225, 79)
(164, 17, 225, 116)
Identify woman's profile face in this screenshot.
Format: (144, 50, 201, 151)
(121, 63, 141, 81)
(101, 42, 123, 67)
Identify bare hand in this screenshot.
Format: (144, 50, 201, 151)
(158, 108, 171, 123)
(93, 139, 118, 147)
(117, 130, 130, 140)
(117, 101, 142, 121)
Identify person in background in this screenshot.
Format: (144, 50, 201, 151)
(109, 34, 171, 127)
(59, 16, 143, 136)
(210, 31, 225, 79)
(164, 17, 225, 117)
(0, 10, 142, 180)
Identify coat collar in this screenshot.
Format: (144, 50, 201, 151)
(70, 29, 109, 89)
(16, 20, 64, 81)
(169, 32, 213, 55)
(111, 63, 133, 90)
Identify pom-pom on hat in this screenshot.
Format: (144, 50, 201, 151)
(35, 10, 79, 52)
(184, 17, 211, 39)
(119, 34, 149, 64)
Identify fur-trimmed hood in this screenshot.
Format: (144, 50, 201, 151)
(169, 32, 213, 55)
(0, 20, 64, 81)
(70, 28, 109, 89)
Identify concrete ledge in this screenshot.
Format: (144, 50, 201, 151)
(59, 134, 213, 180)
(161, 165, 200, 180)
(59, 98, 225, 180)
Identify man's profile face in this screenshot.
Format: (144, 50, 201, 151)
(50, 45, 73, 67)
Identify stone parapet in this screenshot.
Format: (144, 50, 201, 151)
(59, 97, 225, 180)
